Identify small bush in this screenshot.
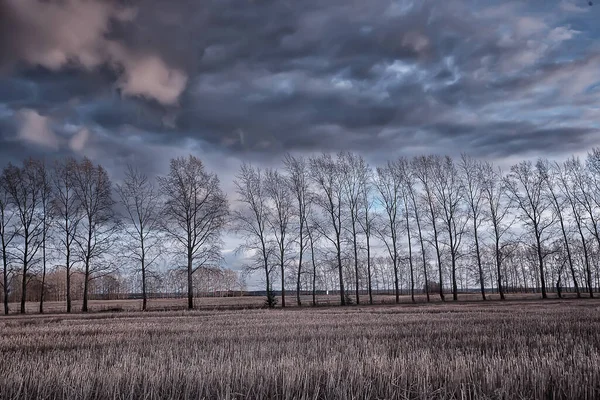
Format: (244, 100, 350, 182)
(344, 292, 354, 306)
(424, 280, 441, 295)
(264, 291, 278, 308)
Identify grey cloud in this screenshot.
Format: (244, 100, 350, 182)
(1, 0, 600, 173)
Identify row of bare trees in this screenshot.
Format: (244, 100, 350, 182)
(234, 151, 600, 307)
(2, 266, 246, 304)
(3, 149, 600, 313)
(0, 155, 230, 313)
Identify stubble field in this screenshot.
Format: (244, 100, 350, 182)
(1, 299, 599, 399)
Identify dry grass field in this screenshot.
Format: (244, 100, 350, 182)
(1, 299, 599, 399)
(4, 292, 582, 314)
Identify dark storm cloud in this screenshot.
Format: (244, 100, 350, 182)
(1, 0, 600, 172)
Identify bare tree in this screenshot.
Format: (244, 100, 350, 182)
(397, 159, 418, 303)
(283, 154, 311, 306)
(559, 157, 593, 297)
(432, 156, 468, 301)
(37, 161, 52, 313)
(340, 152, 364, 304)
(52, 158, 82, 313)
(306, 213, 322, 306)
(413, 156, 445, 301)
(505, 161, 554, 299)
(116, 165, 163, 311)
(233, 164, 275, 307)
(265, 168, 294, 308)
(375, 161, 403, 303)
(403, 161, 429, 301)
(73, 158, 120, 312)
(2, 159, 46, 313)
(159, 156, 228, 310)
(460, 155, 487, 300)
(309, 154, 346, 305)
(582, 149, 600, 283)
(481, 162, 513, 300)
(569, 156, 600, 293)
(0, 174, 18, 314)
(539, 160, 580, 298)
(357, 162, 375, 305)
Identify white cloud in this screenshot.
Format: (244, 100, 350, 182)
(69, 127, 91, 152)
(548, 26, 580, 43)
(560, 0, 589, 13)
(515, 17, 547, 38)
(4, 0, 187, 105)
(110, 45, 188, 105)
(16, 109, 59, 150)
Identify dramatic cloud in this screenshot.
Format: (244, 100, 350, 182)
(1, 0, 599, 286)
(0, 0, 599, 172)
(0, 0, 187, 105)
(111, 47, 188, 105)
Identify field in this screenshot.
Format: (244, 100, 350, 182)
(4, 292, 583, 314)
(1, 299, 599, 399)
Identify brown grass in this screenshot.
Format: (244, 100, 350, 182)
(1, 299, 599, 399)
(5, 292, 581, 314)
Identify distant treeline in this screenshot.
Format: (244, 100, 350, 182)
(2, 150, 600, 314)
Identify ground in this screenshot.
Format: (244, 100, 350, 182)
(3, 292, 585, 314)
(1, 297, 599, 399)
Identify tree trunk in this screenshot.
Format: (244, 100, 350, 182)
(82, 258, 90, 312)
(39, 237, 46, 314)
(535, 232, 547, 299)
(575, 224, 593, 298)
(308, 228, 317, 307)
(449, 231, 457, 301)
(405, 213, 415, 303)
(559, 220, 580, 298)
(585, 214, 600, 296)
(40, 245, 46, 314)
(553, 197, 580, 298)
(2, 238, 8, 315)
(494, 229, 505, 300)
(140, 232, 147, 311)
(393, 255, 399, 304)
(433, 236, 444, 301)
(20, 230, 29, 314)
(311, 250, 317, 307)
(82, 223, 92, 313)
(141, 260, 147, 311)
(427, 201, 445, 302)
(473, 221, 486, 301)
(66, 260, 72, 313)
(280, 255, 286, 308)
(336, 232, 345, 306)
(390, 224, 400, 305)
(264, 252, 272, 308)
(589, 223, 600, 298)
(187, 250, 194, 310)
(366, 233, 373, 305)
(409, 192, 429, 302)
(416, 225, 429, 302)
(66, 228, 72, 313)
(296, 227, 303, 307)
(451, 253, 458, 301)
(352, 220, 359, 305)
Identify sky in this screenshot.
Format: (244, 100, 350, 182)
(1, 0, 600, 286)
